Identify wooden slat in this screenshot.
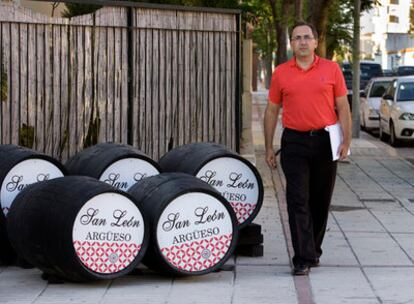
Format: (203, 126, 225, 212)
(202, 30, 209, 142)
(120, 27, 128, 144)
(44, 25, 53, 155)
(60, 25, 70, 160)
(164, 29, 172, 155)
(171, 29, 178, 150)
(68, 24, 78, 156)
(1, 22, 11, 144)
(177, 29, 184, 147)
(96, 22, 107, 144)
(196, 30, 203, 142)
(106, 26, 115, 141)
(214, 28, 220, 143)
(183, 14, 190, 145)
(52, 25, 61, 157)
(131, 10, 139, 148)
(83, 24, 93, 152)
(76, 25, 85, 151)
(27, 24, 37, 150)
(145, 28, 153, 155)
(19, 23, 28, 148)
(158, 29, 166, 158)
(189, 29, 197, 144)
(113, 26, 121, 143)
(35, 24, 45, 151)
(138, 28, 146, 151)
(208, 31, 214, 142)
(219, 31, 226, 145)
(231, 32, 237, 150)
(152, 29, 159, 158)
(226, 32, 233, 150)
(10, 23, 20, 145)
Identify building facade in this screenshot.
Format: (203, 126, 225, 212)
(361, 0, 414, 70)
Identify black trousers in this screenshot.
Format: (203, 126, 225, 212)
(280, 128, 337, 266)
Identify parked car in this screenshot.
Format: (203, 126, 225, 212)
(342, 61, 383, 110)
(379, 76, 414, 146)
(360, 77, 393, 131)
(342, 61, 383, 90)
(382, 69, 394, 77)
(393, 66, 414, 76)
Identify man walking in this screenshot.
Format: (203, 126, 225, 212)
(264, 21, 351, 275)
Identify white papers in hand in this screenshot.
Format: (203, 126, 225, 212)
(324, 122, 350, 161)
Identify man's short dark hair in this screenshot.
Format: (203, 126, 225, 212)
(290, 21, 318, 40)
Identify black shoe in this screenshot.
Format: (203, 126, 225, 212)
(292, 264, 310, 276)
(309, 259, 320, 267)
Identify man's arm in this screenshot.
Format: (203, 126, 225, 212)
(264, 102, 282, 168)
(335, 95, 352, 160)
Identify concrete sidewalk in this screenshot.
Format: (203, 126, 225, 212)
(1, 91, 414, 304)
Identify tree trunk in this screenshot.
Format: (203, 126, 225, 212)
(268, 0, 291, 66)
(276, 23, 288, 65)
(352, 0, 361, 138)
(264, 53, 273, 89)
(295, 0, 303, 21)
(308, 0, 333, 58)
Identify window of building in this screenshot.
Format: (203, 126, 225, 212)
(389, 15, 399, 23)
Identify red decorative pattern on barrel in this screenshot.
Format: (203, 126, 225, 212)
(74, 241, 142, 274)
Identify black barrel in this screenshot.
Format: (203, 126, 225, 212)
(128, 173, 238, 276)
(159, 143, 263, 228)
(65, 143, 161, 191)
(7, 176, 149, 282)
(0, 144, 66, 264)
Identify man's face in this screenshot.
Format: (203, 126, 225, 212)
(290, 25, 318, 58)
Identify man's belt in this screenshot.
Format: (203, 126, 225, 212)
(284, 128, 327, 136)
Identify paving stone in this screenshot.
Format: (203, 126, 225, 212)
(365, 267, 414, 304)
(166, 272, 234, 304)
(310, 267, 379, 304)
(345, 232, 413, 266)
(33, 281, 109, 304)
(370, 210, 414, 233)
(236, 233, 290, 266)
(332, 210, 385, 233)
(338, 163, 394, 201)
(0, 267, 46, 304)
(319, 232, 358, 266)
(379, 159, 414, 187)
(232, 266, 297, 304)
(100, 272, 176, 304)
(392, 233, 414, 262)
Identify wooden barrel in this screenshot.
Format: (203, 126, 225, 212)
(128, 173, 238, 276)
(159, 143, 263, 228)
(7, 176, 149, 282)
(0, 144, 66, 264)
(65, 143, 161, 191)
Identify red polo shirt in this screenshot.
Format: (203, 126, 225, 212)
(268, 56, 347, 131)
